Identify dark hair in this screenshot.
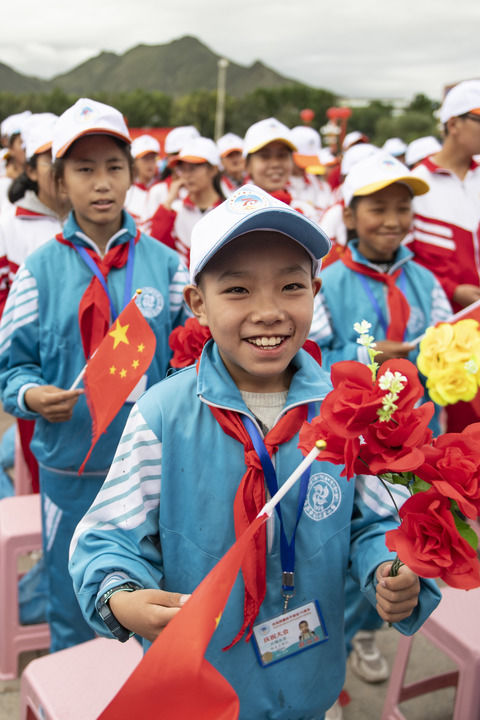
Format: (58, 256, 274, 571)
(8, 156, 38, 203)
(53, 135, 134, 184)
(8, 132, 21, 149)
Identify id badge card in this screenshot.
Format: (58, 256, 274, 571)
(252, 601, 328, 668)
(126, 374, 148, 404)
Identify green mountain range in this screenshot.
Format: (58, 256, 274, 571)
(0, 36, 303, 97)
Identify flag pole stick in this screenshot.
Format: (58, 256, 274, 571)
(258, 440, 326, 518)
(68, 289, 143, 391)
(410, 298, 480, 347)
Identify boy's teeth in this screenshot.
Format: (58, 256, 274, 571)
(249, 336, 283, 347)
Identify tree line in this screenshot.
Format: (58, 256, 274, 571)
(0, 86, 441, 146)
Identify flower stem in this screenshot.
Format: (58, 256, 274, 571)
(389, 555, 404, 577)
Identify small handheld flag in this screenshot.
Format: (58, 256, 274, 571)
(78, 292, 156, 473)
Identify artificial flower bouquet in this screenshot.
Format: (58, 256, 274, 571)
(299, 321, 480, 590)
(417, 318, 480, 406)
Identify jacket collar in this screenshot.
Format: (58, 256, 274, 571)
(196, 339, 331, 417)
(349, 238, 412, 273)
(62, 210, 137, 252)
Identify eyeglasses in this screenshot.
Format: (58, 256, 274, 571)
(464, 113, 480, 124)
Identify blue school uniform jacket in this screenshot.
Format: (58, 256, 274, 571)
(0, 210, 189, 472)
(310, 240, 452, 368)
(70, 340, 440, 720)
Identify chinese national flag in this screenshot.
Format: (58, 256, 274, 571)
(447, 298, 480, 325)
(98, 513, 268, 720)
(79, 296, 156, 473)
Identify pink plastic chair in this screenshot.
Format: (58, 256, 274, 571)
(0, 495, 50, 680)
(381, 585, 480, 719)
(20, 636, 143, 720)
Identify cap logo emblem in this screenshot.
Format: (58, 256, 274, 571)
(79, 106, 94, 121)
(228, 189, 270, 214)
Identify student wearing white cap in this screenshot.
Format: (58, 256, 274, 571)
(309, 152, 451, 720)
(0, 110, 32, 180)
(288, 126, 333, 219)
(243, 117, 319, 222)
(217, 132, 246, 196)
(405, 136, 442, 169)
(0, 98, 189, 653)
(124, 134, 161, 233)
(381, 137, 407, 163)
(70, 183, 439, 720)
(408, 79, 480, 432)
(150, 136, 224, 267)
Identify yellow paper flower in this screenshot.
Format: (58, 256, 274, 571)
(418, 319, 480, 405)
(417, 323, 454, 376)
(426, 365, 479, 406)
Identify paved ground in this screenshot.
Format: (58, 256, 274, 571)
(0, 408, 457, 719)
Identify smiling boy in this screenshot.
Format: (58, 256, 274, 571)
(70, 185, 440, 720)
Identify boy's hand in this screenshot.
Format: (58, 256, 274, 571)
(375, 561, 420, 624)
(108, 588, 190, 643)
(373, 340, 415, 363)
(24, 385, 83, 422)
(163, 176, 185, 210)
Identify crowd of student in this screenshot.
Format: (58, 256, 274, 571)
(0, 78, 478, 720)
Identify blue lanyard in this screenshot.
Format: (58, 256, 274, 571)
(242, 402, 316, 607)
(358, 269, 407, 340)
(73, 235, 136, 321)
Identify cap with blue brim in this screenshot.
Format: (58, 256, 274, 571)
(189, 184, 331, 284)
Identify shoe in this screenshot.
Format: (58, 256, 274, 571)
(325, 699, 343, 720)
(349, 630, 389, 683)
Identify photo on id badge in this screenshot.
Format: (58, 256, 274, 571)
(252, 601, 328, 667)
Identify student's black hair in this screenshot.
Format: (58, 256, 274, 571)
(8, 156, 38, 203)
(53, 135, 134, 184)
(212, 167, 226, 201)
(345, 196, 360, 244)
(8, 132, 21, 149)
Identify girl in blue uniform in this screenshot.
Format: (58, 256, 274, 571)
(0, 98, 189, 652)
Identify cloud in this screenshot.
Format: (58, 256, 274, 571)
(0, 0, 478, 99)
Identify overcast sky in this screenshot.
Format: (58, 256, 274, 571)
(2, 0, 478, 101)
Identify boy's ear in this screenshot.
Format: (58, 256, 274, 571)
(343, 205, 356, 230)
(312, 277, 322, 296)
(183, 285, 209, 326)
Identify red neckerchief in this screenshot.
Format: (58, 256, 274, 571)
(56, 231, 140, 358)
(420, 156, 479, 175)
(341, 245, 410, 341)
(207, 400, 308, 649)
(15, 207, 49, 218)
(269, 189, 292, 205)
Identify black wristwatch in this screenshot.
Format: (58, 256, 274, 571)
(97, 582, 140, 642)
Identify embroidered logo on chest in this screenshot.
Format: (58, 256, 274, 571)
(304, 473, 341, 521)
(136, 286, 164, 318)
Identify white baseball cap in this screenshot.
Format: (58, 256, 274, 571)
(164, 125, 200, 155)
(341, 143, 379, 176)
(290, 126, 322, 169)
(217, 133, 244, 157)
(342, 151, 430, 207)
(439, 80, 480, 123)
(172, 137, 220, 167)
(52, 98, 131, 159)
(189, 183, 330, 283)
(243, 118, 297, 157)
(131, 134, 160, 159)
(23, 113, 58, 160)
(1, 111, 32, 139)
(342, 130, 369, 151)
(381, 138, 407, 157)
(318, 148, 337, 166)
(405, 136, 442, 167)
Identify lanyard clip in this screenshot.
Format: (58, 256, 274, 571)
(282, 571, 295, 612)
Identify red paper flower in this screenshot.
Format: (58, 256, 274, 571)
(415, 422, 480, 520)
(169, 318, 212, 368)
(298, 415, 360, 480)
(319, 361, 383, 438)
(358, 403, 434, 475)
(385, 489, 480, 590)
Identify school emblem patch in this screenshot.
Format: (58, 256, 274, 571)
(78, 105, 94, 122)
(135, 286, 164, 318)
(304, 473, 341, 521)
(228, 188, 270, 214)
